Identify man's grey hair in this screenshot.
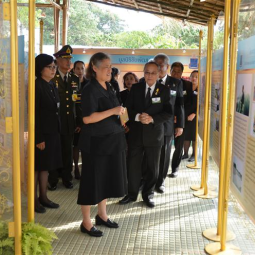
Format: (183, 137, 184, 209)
(154, 53, 169, 65)
(143, 61, 160, 72)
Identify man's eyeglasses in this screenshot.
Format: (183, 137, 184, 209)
(45, 65, 57, 70)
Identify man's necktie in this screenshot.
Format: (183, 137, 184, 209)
(64, 75, 68, 89)
(159, 79, 163, 84)
(145, 87, 151, 108)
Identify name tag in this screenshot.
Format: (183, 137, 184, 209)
(194, 91, 198, 95)
(183, 90, 187, 95)
(152, 97, 161, 104)
(170, 90, 176, 96)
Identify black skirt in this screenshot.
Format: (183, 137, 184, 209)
(35, 133, 62, 171)
(77, 132, 127, 205)
(184, 116, 196, 141)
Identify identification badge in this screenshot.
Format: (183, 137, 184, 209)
(183, 90, 187, 95)
(152, 97, 161, 104)
(170, 90, 176, 96)
(194, 91, 198, 95)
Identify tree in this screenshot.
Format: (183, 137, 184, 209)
(40, 0, 125, 45)
(113, 31, 152, 49)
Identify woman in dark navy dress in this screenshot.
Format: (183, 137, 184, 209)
(35, 54, 62, 213)
(183, 70, 198, 162)
(72, 60, 89, 179)
(120, 72, 139, 106)
(77, 52, 127, 237)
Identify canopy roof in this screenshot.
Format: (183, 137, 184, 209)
(85, 0, 225, 26)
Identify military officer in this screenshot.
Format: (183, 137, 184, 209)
(48, 45, 80, 190)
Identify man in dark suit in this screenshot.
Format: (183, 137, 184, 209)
(154, 54, 184, 193)
(48, 45, 80, 190)
(119, 61, 172, 208)
(168, 62, 193, 178)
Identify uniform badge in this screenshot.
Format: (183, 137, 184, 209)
(71, 81, 77, 87)
(155, 88, 160, 96)
(56, 81, 58, 88)
(56, 74, 60, 78)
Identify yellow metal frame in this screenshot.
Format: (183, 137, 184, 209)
(187, 30, 202, 171)
(220, 0, 241, 251)
(193, 16, 217, 199)
(40, 19, 44, 54)
(28, 0, 36, 223)
(203, 0, 235, 243)
(205, 0, 242, 253)
(9, 0, 22, 254)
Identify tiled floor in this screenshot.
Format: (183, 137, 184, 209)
(35, 156, 255, 255)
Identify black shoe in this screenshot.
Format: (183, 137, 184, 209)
(168, 172, 178, 178)
(188, 155, 195, 162)
(181, 154, 189, 160)
(80, 223, 103, 237)
(39, 199, 59, 209)
(156, 185, 165, 194)
(95, 215, 119, 228)
(48, 183, 57, 191)
(144, 199, 155, 208)
(35, 204, 46, 213)
(119, 195, 135, 205)
(62, 180, 73, 189)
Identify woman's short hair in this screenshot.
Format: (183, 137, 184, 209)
(112, 67, 120, 77)
(123, 72, 139, 88)
(190, 70, 198, 77)
(73, 60, 85, 69)
(35, 54, 54, 78)
(171, 62, 184, 72)
(86, 52, 110, 80)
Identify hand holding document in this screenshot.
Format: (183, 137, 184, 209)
(120, 107, 129, 126)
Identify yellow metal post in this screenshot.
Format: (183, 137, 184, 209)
(220, 0, 241, 250)
(10, 0, 22, 253)
(28, 0, 35, 223)
(54, 2, 60, 52)
(194, 23, 210, 193)
(40, 19, 43, 53)
(205, 1, 242, 254)
(194, 16, 217, 199)
(62, 0, 68, 45)
(187, 30, 202, 171)
(203, 0, 235, 242)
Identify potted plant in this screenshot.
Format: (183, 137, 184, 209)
(0, 221, 57, 255)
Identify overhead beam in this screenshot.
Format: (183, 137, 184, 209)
(157, 0, 163, 13)
(132, 0, 139, 9)
(85, 0, 208, 25)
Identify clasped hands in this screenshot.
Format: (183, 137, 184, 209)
(139, 113, 153, 125)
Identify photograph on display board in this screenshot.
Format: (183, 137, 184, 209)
(232, 155, 244, 195)
(201, 74, 206, 104)
(214, 83, 220, 113)
(250, 103, 255, 137)
(236, 74, 252, 117)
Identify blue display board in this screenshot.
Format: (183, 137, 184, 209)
(237, 35, 255, 70)
(72, 54, 194, 65)
(0, 35, 25, 64)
